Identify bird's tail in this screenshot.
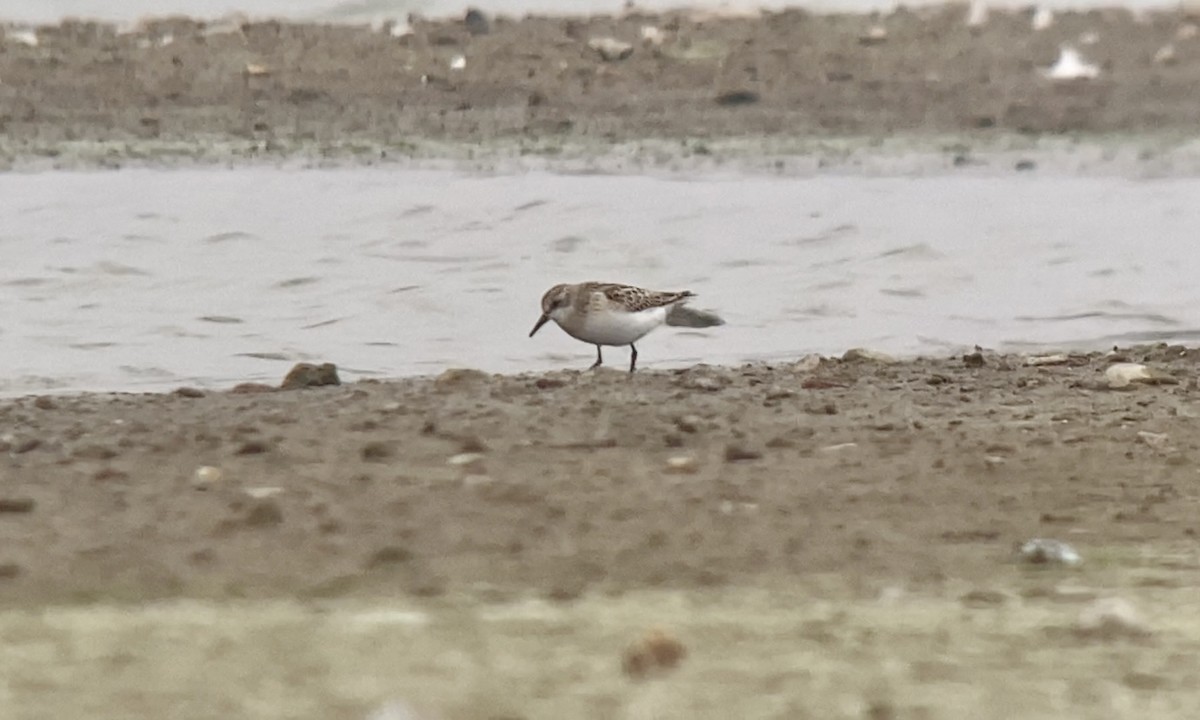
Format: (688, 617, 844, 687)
(665, 303, 725, 328)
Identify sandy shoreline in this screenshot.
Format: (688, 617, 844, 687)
(3, 7, 1200, 169)
(0, 345, 1196, 605)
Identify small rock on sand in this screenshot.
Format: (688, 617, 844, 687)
(842, 348, 897, 364)
(463, 8, 489, 35)
(1017, 538, 1081, 566)
(281, 362, 340, 389)
(622, 628, 686, 680)
(588, 37, 633, 61)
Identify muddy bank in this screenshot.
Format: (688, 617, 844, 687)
(0, 346, 1196, 604)
(3, 7, 1200, 168)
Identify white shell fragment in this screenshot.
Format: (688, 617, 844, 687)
(447, 452, 484, 466)
(965, 0, 989, 29)
(1154, 43, 1177, 65)
(861, 25, 888, 44)
(1018, 538, 1082, 566)
(1041, 47, 1100, 80)
(665, 455, 699, 474)
(1032, 7, 1054, 31)
(449, 54, 466, 70)
(7, 28, 38, 46)
(640, 25, 665, 46)
(1023, 353, 1069, 366)
(1136, 430, 1171, 450)
(1105, 362, 1177, 389)
(588, 37, 634, 61)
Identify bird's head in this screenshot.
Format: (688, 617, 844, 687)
(529, 283, 573, 337)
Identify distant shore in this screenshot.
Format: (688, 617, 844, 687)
(3, 6, 1200, 169)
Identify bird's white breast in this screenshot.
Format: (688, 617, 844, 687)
(558, 306, 669, 346)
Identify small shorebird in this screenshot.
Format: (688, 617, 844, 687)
(529, 281, 722, 372)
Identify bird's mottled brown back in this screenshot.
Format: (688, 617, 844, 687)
(585, 282, 695, 313)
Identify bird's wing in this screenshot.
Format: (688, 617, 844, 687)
(598, 284, 695, 313)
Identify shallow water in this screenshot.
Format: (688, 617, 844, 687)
(2, 167, 1198, 394)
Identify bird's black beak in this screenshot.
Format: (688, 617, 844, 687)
(529, 313, 551, 337)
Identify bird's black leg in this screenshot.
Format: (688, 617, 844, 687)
(589, 345, 603, 370)
(629, 343, 638, 373)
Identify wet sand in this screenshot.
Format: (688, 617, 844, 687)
(3, 7, 1200, 168)
(0, 346, 1197, 604)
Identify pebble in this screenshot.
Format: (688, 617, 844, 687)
(588, 37, 634, 61)
(821, 442, 858, 453)
(640, 25, 664, 46)
(6, 28, 38, 47)
(361, 441, 393, 461)
(622, 628, 686, 680)
(664, 455, 699, 474)
(281, 362, 340, 389)
(193, 465, 223, 489)
(235, 440, 270, 455)
(842, 348, 896, 364)
(965, 0, 988, 29)
(447, 452, 485, 466)
(858, 25, 888, 45)
(1031, 7, 1054, 31)
(1040, 47, 1100, 81)
(244, 486, 283, 499)
(795, 354, 822, 372)
(463, 8, 489, 35)
(449, 54, 466, 70)
(724, 443, 763, 462)
(1017, 538, 1081, 566)
(1023, 353, 1069, 366)
(962, 351, 986, 368)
